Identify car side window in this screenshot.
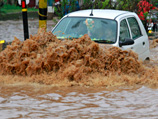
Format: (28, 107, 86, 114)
(119, 19, 130, 41)
(127, 17, 142, 39)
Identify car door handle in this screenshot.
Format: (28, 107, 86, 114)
(143, 42, 145, 45)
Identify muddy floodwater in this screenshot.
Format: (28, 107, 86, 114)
(0, 19, 55, 42)
(0, 20, 158, 119)
(1, 85, 158, 119)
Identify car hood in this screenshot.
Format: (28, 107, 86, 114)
(99, 44, 114, 49)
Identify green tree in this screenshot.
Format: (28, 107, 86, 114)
(80, 0, 140, 11)
(55, 0, 80, 18)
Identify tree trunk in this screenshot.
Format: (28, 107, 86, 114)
(7, 0, 16, 5)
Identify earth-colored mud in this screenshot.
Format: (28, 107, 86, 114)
(150, 38, 158, 49)
(0, 30, 157, 88)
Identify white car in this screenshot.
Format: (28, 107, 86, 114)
(52, 9, 150, 61)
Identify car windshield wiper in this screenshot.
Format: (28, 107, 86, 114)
(93, 40, 114, 43)
(57, 37, 79, 40)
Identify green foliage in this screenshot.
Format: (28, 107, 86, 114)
(101, 0, 110, 9)
(143, 12, 148, 18)
(81, 0, 92, 9)
(151, 0, 157, 6)
(114, 0, 140, 11)
(81, 0, 141, 11)
(54, 0, 157, 18)
(54, 0, 79, 18)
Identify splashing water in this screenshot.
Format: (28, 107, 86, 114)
(0, 30, 158, 88)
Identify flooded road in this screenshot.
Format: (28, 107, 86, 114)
(0, 19, 55, 42)
(1, 85, 158, 119)
(0, 20, 158, 119)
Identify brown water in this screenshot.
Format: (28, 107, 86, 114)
(1, 85, 158, 118)
(1, 20, 158, 119)
(0, 19, 55, 42)
(0, 52, 157, 118)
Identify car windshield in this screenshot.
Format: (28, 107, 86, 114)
(52, 17, 117, 44)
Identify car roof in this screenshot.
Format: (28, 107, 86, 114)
(67, 9, 133, 20)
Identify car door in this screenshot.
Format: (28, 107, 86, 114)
(127, 17, 148, 57)
(119, 17, 148, 59)
(119, 19, 133, 51)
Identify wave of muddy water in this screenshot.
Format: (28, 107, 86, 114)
(1, 20, 158, 118)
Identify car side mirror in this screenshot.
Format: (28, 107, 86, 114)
(119, 38, 134, 47)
